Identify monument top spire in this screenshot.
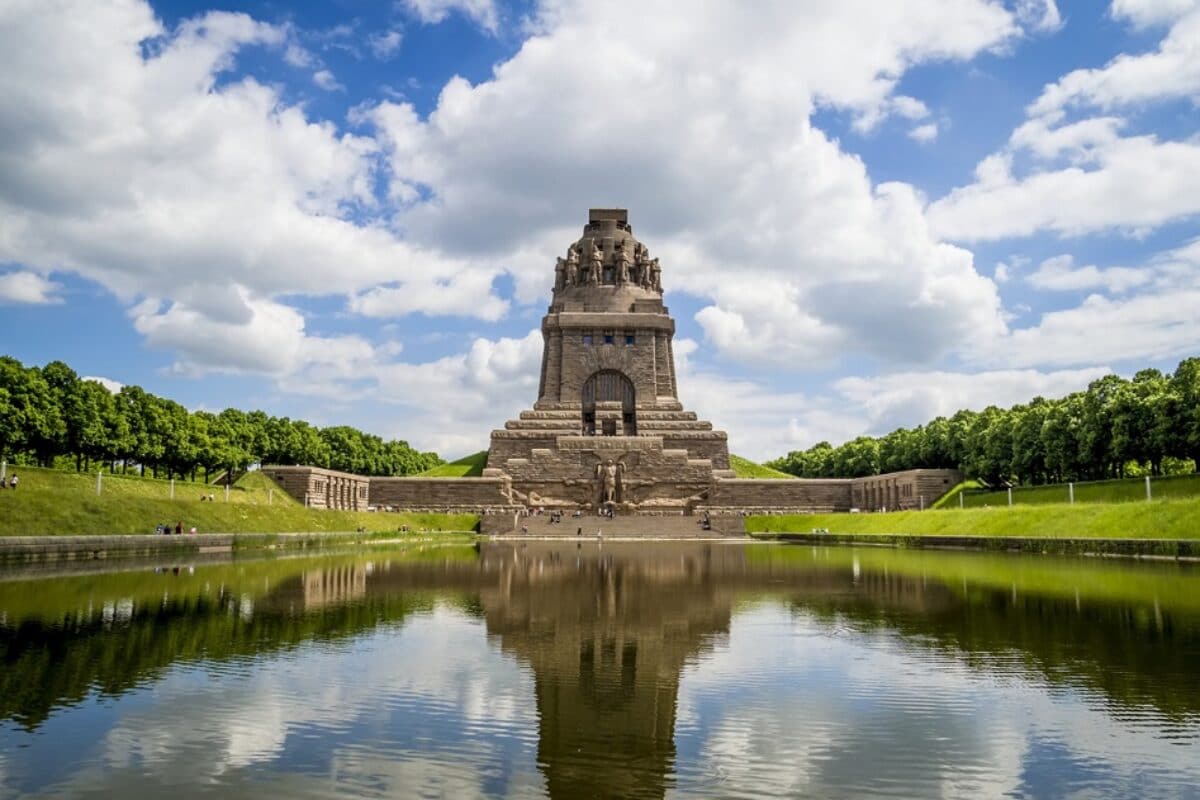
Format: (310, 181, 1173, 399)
(552, 208, 662, 308)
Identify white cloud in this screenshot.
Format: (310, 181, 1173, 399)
(835, 366, 1111, 432)
(404, 0, 499, 33)
(0, 270, 61, 304)
(1014, 0, 1064, 32)
(312, 68, 344, 91)
(1110, 0, 1199, 28)
(908, 122, 939, 142)
(82, 375, 124, 393)
(1029, 6, 1200, 116)
(368, 29, 403, 59)
(1026, 254, 1151, 293)
(130, 288, 376, 378)
(928, 133, 1200, 240)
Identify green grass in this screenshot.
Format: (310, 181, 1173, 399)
(930, 479, 982, 509)
(0, 464, 478, 536)
(961, 473, 1200, 507)
(417, 451, 488, 477)
(746, 495, 1200, 540)
(729, 454, 795, 479)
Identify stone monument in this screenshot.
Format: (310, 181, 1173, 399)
(485, 209, 734, 517)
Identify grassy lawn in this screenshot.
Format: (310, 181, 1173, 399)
(746, 496, 1200, 540)
(962, 473, 1200, 507)
(729, 454, 795, 479)
(417, 451, 488, 477)
(0, 465, 478, 536)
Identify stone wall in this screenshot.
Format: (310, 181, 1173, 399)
(368, 477, 514, 512)
(260, 465, 370, 511)
(851, 469, 962, 511)
(706, 478, 855, 513)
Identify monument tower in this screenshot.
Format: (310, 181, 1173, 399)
(486, 209, 734, 513)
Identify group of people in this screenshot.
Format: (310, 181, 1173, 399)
(198, 492, 217, 502)
(155, 521, 196, 535)
(0, 474, 17, 490)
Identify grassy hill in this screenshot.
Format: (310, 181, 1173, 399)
(0, 465, 476, 536)
(746, 496, 1200, 540)
(729, 454, 796, 479)
(417, 451, 488, 477)
(961, 473, 1200, 507)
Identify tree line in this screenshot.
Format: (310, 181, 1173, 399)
(0, 357, 443, 480)
(767, 358, 1200, 485)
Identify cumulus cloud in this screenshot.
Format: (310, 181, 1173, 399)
(930, 5, 1200, 243)
(1029, 6, 1200, 116)
(368, 29, 403, 59)
(403, 0, 499, 33)
(312, 68, 344, 91)
(1110, 0, 1198, 28)
(363, 0, 1019, 368)
(0, 270, 61, 304)
(1025, 254, 1151, 293)
(908, 123, 939, 143)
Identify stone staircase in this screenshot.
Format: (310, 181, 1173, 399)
(488, 513, 744, 539)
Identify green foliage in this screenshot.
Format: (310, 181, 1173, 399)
(0, 465, 478, 535)
(0, 356, 444, 478)
(744, 496, 1200, 540)
(418, 451, 489, 477)
(767, 356, 1200, 484)
(729, 454, 795, 479)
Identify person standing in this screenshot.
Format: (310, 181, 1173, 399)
(9, 474, 17, 490)
(175, 521, 183, 535)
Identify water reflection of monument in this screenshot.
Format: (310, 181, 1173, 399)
(475, 543, 739, 798)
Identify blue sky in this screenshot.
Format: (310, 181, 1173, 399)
(1, 0, 1198, 459)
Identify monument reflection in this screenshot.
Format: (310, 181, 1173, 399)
(475, 542, 737, 798)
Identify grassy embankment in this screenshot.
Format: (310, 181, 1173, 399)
(746, 496, 1200, 540)
(0, 465, 477, 536)
(729, 455, 795, 479)
(960, 473, 1200, 507)
(417, 451, 488, 477)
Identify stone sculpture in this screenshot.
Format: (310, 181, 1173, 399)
(616, 241, 631, 284)
(596, 459, 625, 505)
(565, 245, 580, 286)
(554, 257, 566, 291)
(588, 241, 603, 284)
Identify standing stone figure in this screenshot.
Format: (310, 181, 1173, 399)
(588, 241, 603, 284)
(616, 240, 631, 284)
(565, 244, 580, 286)
(649, 258, 662, 291)
(554, 257, 566, 291)
(634, 244, 649, 287)
(596, 459, 624, 505)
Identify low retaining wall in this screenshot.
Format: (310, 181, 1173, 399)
(0, 532, 406, 561)
(708, 478, 854, 511)
(368, 477, 512, 511)
(757, 532, 1200, 559)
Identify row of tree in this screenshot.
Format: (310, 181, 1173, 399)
(767, 358, 1200, 485)
(0, 357, 443, 480)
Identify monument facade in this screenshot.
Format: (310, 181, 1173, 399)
(485, 209, 735, 516)
(264, 208, 960, 533)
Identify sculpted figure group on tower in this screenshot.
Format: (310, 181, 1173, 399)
(555, 240, 661, 291)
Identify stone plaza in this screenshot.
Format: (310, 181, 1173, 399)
(264, 209, 960, 534)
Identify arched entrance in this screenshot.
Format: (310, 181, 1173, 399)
(582, 370, 636, 436)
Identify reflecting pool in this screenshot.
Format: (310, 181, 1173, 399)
(1, 541, 1198, 798)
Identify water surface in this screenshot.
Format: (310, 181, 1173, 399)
(1, 542, 1198, 798)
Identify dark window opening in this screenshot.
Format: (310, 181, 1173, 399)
(582, 333, 593, 345)
(582, 411, 596, 435)
(603, 330, 615, 345)
(625, 333, 635, 345)
(623, 412, 637, 436)
(602, 419, 617, 436)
